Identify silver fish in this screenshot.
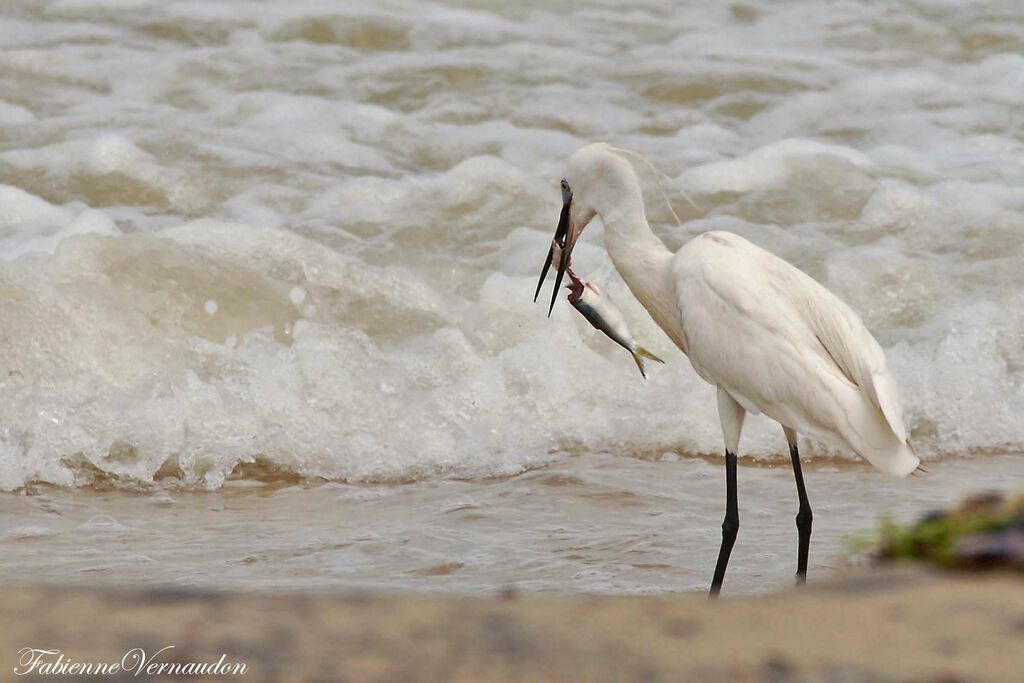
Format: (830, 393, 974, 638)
(567, 278, 664, 378)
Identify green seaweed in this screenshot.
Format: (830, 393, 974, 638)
(876, 493, 1024, 569)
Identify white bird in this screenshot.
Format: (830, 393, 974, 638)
(535, 143, 920, 597)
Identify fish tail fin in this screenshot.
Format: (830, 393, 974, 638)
(631, 352, 647, 379)
(638, 347, 664, 364)
(631, 347, 664, 379)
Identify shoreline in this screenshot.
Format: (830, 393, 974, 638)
(2, 567, 1021, 682)
(3, 453, 1022, 596)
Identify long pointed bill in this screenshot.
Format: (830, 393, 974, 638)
(533, 199, 569, 303)
(547, 214, 579, 317)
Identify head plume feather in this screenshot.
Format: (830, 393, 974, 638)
(602, 145, 703, 227)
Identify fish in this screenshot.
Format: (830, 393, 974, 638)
(567, 278, 664, 379)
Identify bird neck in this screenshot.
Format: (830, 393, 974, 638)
(600, 200, 683, 350)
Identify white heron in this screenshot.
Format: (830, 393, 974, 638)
(535, 143, 920, 597)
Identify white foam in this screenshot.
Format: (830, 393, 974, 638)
(0, 0, 1020, 490)
(679, 139, 874, 195)
(0, 101, 34, 125)
(0, 186, 120, 260)
(4, 525, 59, 540)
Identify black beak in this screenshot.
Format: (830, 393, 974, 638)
(547, 211, 572, 317)
(534, 184, 572, 317)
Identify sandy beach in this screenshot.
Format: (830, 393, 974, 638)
(3, 568, 1022, 682)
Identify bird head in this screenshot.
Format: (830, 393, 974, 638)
(534, 144, 642, 315)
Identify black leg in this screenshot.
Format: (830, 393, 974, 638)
(709, 450, 739, 598)
(789, 439, 813, 584)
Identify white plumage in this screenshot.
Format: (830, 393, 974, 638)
(546, 143, 919, 594)
(561, 143, 918, 477)
(673, 231, 918, 476)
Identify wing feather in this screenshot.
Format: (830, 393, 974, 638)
(674, 232, 909, 443)
(790, 274, 908, 442)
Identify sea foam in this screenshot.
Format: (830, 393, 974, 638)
(0, 0, 1021, 489)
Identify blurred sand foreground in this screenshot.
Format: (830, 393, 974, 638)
(1, 569, 1021, 682)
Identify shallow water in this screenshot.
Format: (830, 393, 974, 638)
(1, 455, 1020, 595)
(0, 0, 1022, 593)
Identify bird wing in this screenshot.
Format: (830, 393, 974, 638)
(787, 269, 908, 442)
(673, 232, 908, 443)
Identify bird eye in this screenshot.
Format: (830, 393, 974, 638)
(560, 179, 569, 191)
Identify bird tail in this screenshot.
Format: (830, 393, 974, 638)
(631, 346, 664, 380)
(908, 441, 928, 476)
(871, 438, 921, 478)
(824, 378, 920, 477)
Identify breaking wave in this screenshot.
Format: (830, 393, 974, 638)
(0, 0, 1022, 489)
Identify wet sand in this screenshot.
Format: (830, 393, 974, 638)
(2, 568, 1021, 682)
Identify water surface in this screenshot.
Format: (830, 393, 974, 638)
(0, 455, 1020, 594)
